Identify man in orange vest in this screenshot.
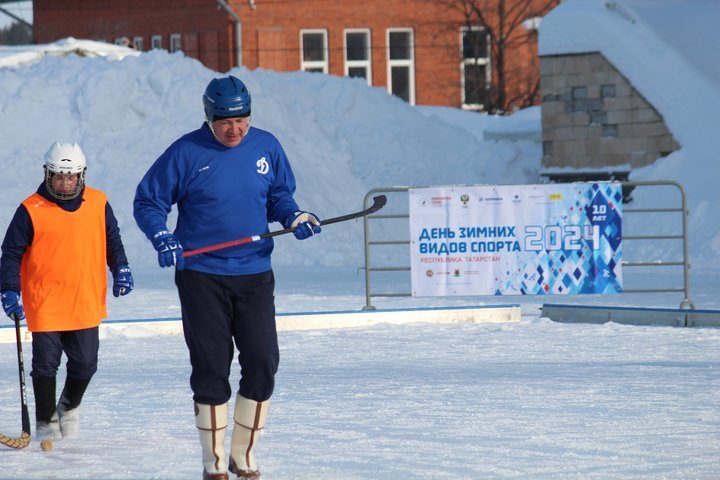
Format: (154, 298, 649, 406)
(0, 142, 133, 443)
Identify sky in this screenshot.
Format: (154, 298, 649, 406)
(0, 1, 31, 30)
(0, 1, 719, 478)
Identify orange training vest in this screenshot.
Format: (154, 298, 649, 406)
(20, 187, 108, 332)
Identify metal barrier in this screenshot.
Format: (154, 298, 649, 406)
(362, 181, 693, 310)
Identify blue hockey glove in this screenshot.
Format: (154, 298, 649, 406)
(283, 211, 321, 240)
(112, 266, 134, 297)
(152, 231, 185, 270)
(1, 291, 25, 321)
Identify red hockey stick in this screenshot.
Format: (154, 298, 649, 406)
(183, 195, 387, 258)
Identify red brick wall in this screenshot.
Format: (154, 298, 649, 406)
(32, 0, 551, 110)
(33, 0, 234, 72)
(234, 0, 461, 106)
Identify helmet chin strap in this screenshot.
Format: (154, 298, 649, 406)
(206, 116, 217, 139)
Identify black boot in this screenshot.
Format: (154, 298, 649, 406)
(58, 376, 91, 410)
(33, 376, 60, 440)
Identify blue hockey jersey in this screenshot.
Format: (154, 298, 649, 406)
(133, 123, 300, 275)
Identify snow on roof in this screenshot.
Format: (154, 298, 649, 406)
(540, 0, 720, 83)
(538, 0, 720, 196)
(0, 37, 140, 68)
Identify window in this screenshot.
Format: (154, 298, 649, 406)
(132, 36, 144, 51)
(603, 124, 619, 138)
(151, 35, 163, 50)
(301, 29, 328, 73)
(386, 28, 415, 104)
(169, 34, 182, 53)
(344, 29, 372, 85)
(542, 140, 553, 157)
(114, 36, 130, 47)
(461, 26, 490, 109)
(601, 84, 616, 98)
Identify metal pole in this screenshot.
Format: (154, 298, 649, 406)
(363, 191, 375, 310)
(216, 0, 243, 67)
(0, 7, 32, 29)
(678, 182, 694, 309)
(623, 180, 693, 309)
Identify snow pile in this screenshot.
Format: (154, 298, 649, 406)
(0, 49, 540, 271)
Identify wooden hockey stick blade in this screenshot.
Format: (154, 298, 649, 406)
(184, 194, 387, 257)
(0, 431, 30, 449)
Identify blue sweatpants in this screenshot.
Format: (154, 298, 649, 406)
(30, 327, 99, 379)
(175, 268, 279, 405)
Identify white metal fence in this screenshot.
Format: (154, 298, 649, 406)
(361, 181, 692, 310)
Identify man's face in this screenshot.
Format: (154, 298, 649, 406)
(211, 116, 251, 148)
(51, 172, 79, 195)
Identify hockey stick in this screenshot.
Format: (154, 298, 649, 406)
(0, 313, 31, 449)
(184, 194, 387, 258)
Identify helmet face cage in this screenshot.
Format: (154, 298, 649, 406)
(203, 76, 252, 122)
(43, 143, 87, 200)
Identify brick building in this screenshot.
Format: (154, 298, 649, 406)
(537, 2, 688, 190)
(33, 0, 558, 111)
(540, 52, 679, 177)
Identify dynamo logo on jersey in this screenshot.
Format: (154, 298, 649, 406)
(256, 157, 269, 175)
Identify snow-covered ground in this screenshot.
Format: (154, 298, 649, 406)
(1, 0, 719, 477)
(1, 268, 719, 479)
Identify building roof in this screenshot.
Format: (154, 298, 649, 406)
(538, 0, 720, 173)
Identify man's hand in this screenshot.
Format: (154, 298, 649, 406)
(283, 211, 321, 240)
(152, 231, 185, 270)
(113, 266, 134, 297)
(1, 291, 25, 321)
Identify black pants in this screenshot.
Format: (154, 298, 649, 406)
(175, 268, 279, 405)
(30, 327, 99, 379)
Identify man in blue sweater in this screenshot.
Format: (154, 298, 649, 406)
(134, 75, 321, 480)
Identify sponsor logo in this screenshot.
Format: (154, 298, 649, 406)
(431, 196, 451, 206)
(256, 156, 269, 175)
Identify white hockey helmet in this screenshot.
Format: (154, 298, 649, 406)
(43, 142, 87, 200)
